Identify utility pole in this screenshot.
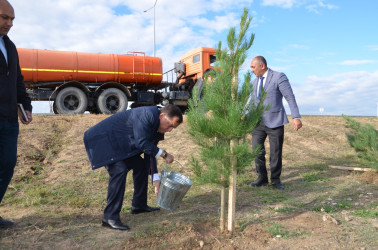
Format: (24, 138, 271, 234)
(144, 0, 158, 57)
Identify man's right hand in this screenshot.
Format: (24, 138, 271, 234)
(20, 110, 32, 125)
(154, 180, 160, 197)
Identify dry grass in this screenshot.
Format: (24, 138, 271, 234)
(0, 114, 377, 249)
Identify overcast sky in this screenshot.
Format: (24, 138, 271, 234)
(9, 0, 378, 116)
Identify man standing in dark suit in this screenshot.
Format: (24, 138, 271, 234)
(248, 56, 302, 190)
(0, 0, 33, 228)
(84, 104, 183, 230)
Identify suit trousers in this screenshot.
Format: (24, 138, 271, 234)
(0, 120, 19, 203)
(252, 122, 284, 182)
(104, 154, 148, 220)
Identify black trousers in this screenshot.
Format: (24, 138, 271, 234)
(252, 122, 284, 182)
(0, 120, 19, 203)
(104, 155, 148, 220)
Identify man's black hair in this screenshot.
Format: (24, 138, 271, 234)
(161, 104, 183, 123)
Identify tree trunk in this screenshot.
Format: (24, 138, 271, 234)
(220, 185, 226, 232)
(228, 139, 237, 232)
(216, 137, 226, 233)
(227, 72, 239, 233)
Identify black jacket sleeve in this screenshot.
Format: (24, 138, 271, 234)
(16, 50, 32, 112)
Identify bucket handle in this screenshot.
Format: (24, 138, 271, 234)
(162, 160, 190, 179)
(173, 160, 184, 168)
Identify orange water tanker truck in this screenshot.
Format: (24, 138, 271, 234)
(18, 47, 216, 114)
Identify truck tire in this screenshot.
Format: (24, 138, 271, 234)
(204, 68, 216, 80)
(55, 87, 88, 114)
(192, 78, 205, 107)
(97, 88, 128, 114)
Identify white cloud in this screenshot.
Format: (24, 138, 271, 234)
(317, 0, 338, 10)
(190, 13, 239, 33)
(366, 45, 378, 51)
(306, 0, 338, 14)
(340, 60, 376, 66)
(293, 70, 378, 115)
(262, 0, 338, 13)
(262, 0, 298, 8)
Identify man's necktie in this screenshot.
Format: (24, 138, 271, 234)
(150, 156, 154, 184)
(257, 76, 264, 100)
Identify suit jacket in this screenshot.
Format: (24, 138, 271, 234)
(0, 35, 32, 121)
(83, 106, 164, 170)
(251, 68, 301, 128)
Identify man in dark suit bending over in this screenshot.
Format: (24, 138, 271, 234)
(248, 56, 302, 190)
(84, 104, 182, 230)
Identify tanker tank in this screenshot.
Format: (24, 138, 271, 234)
(18, 48, 163, 88)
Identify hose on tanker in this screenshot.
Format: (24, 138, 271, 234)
(49, 87, 60, 114)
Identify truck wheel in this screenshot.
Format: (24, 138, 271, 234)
(204, 68, 216, 82)
(192, 78, 205, 107)
(97, 88, 128, 114)
(55, 87, 88, 114)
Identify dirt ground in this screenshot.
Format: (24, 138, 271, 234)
(0, 114, 377, 249)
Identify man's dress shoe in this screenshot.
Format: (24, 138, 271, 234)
(131, 205, 160, 214)
(272, 181, 285, 190)
(250, 178, 268, 187)
(0, 217, 14, 228)
(102, 219, 130, 231)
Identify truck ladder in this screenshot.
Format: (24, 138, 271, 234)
(127, 51, 146, 82)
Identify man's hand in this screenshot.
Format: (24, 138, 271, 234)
(20, 110, 32, 125)
(154, 180, 160, 198)
(293, 118, 302, 131)
(164, 153, 174, 164)
(160, 150, 174, 163)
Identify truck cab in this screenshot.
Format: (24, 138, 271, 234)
(165, 47, 216, 108)
(177, 47, 217, 84)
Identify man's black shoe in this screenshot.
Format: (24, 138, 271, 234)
(131, 205, 160, 214)
(250, 178, 268, 187)
(102, 219, 130, 231)
(0, 217, 14, 228)
(272, 181, 285, 190)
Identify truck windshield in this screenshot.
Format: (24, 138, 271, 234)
(210, 55, 216, 67)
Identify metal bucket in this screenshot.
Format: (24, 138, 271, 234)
(156, 170, 193, 211)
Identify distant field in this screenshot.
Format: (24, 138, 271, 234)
(0, 115, 377, 249)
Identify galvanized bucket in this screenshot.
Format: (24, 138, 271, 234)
(156, 170, 193, 211)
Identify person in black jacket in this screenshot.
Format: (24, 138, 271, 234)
(84, 105, 182, 231)
(0, 0, 33, 228)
